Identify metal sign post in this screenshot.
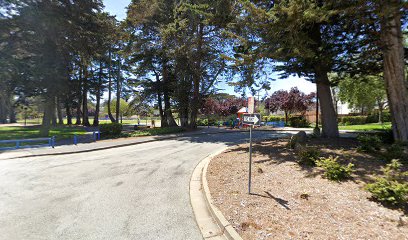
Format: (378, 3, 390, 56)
(248, 124, 253, 194)
(243, 113, 261, 194)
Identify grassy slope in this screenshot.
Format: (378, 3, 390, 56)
(338, 122, 392, 131)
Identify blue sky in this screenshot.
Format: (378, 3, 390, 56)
(102, 0, 316, 98)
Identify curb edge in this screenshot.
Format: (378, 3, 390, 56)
(190, 146, 243, 240)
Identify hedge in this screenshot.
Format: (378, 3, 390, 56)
(100, 123, 122, 136)
(262, 115, 285, 122)
(338, 112, 391, 125)
(289, 116, 310, 128)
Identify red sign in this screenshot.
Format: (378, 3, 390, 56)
(248, 97, 254, 114)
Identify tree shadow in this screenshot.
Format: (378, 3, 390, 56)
(249, 191, 291, 210)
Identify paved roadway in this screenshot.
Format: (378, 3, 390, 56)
(0, 130, 290, 240)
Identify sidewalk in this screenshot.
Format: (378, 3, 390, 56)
(0, 127, 236, 160)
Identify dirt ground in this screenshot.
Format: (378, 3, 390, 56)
(207, 138, 408, 240)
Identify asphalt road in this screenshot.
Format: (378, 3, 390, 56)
(0, 131, 289, 240)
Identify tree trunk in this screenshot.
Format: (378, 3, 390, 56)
(116, 57, 121, 123)
(75, 98, 82, 125)
(0, 92, 6, 124)
(65, 100, 72, 125)
(75, 71, 82, 125)
(107, 49, 116, 123)
(56, 97, 63, 125)
(155, 73, 168, 127)
(284, 111, 288, 124)
(93, 62, 103, 127)
(380, 0, 408, 141)
(40, 97, 55, 136)
(162, 65, 178, 127)
(315, 83, 319, 128)
(315, 65, 339, 138)
(7, 95, 16, 123)
(82, 66, 90, 127)
(190, 24, 204, 128)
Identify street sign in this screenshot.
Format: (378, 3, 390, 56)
(248, 97, 254, 114)
(243, 113, 261, 126)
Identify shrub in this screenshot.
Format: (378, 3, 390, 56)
(338, 116, 366, 125)
(289, 116, 309, 128)
(316, 156, 354, 181)
(376, 129, 394, 144)
(267, 115, 285, 122)
(357, 134, 382, 152)
(383, 143, 405, 161)
(366, 111, 391, 123)
(297, 147, 321, 166)
(287, 136, 297, 149)
(100, 123, 122, 137)
(365, 160, 408, 205)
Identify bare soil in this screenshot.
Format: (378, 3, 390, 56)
(207, 138, 408, 240)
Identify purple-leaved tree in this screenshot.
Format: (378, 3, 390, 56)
(265, 87, 315, 123)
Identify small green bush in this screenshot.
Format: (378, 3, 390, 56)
(287, 137, 297, 149)
(289, 116, 309, 128)
(297, 147, 321, 166)
(267, 115, 285, 122)
(100, 123, 122, 137)
(383, 143, 405, 161)
(366, 160, 408, 205)
(357, 134, 382, 152)
(316, 156, 354, 181)
(376, 129, 394, 144)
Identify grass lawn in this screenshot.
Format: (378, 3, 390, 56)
(0, 126, 87, 141)
(18, 118, 161, 125)
(128, 127, 185, 137)
(338, 122, 391, 131)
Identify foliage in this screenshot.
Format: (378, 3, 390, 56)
(200, 95, 247, 117)
(375, 129, 395, 144)
(104, 99, 131, 117)
(130, 127, 185, 137)
(196, 118, 218, 126)
(357, 134, 382, 152)
(297, 147, 321, 166)
(366, 160, 408, 205)
(265, 87, 315, 122)
(383, 143, 405, 162)
(316, 156, 354, 181)
(366, 112, 391, 123)
(338, 116, 367, 126)
(262, 115, 285, 122)
(289, 116, 310, 128)
(100, 123, 122, 137)
(338, 113, 392, 126)
(332, 74, 387, 115)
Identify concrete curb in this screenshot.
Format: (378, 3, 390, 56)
(190, 147, 243, 240)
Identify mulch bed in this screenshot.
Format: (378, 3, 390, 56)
(207, 138, 408, 240)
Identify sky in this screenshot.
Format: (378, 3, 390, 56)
(102, 0, 316, 98)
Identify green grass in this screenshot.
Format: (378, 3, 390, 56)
(338, 122, 392, 131)
(128, 127, 185, 137)
(18, 118, 161, 125)
(0, 126, 87, 141)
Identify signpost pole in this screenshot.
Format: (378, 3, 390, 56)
(248, 125, 253, 194)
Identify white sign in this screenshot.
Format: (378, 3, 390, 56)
(243, 113, 261, 126)
(248, 97, 254, 114)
